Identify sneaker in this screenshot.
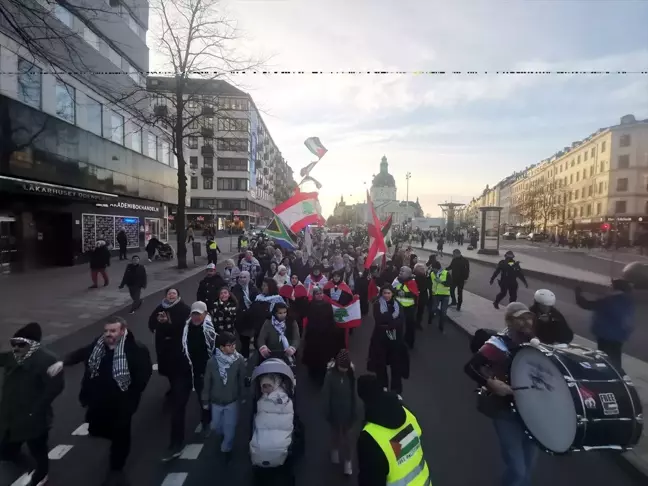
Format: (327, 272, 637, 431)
(343, 461, 353, 476)
(492, 302, 499, 310)
(89, 285, 98, 289)
(330, 449, 340, 464)
(162, 445, 183, 462)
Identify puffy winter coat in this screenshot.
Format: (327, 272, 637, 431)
(249, 388, 294, 467)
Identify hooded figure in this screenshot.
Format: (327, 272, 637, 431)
(323, 269, 354, 306)
(0, 323, 64, 486)
(232, 271, 260, 359)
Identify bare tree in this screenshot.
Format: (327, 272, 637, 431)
(132, 0, 264, 268)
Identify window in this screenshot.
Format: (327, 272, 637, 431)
(584, 151, 588, 162)
(598, 182, 603, 193)
(618, 155, 630, 169)
(569, 174, 573, 184)
(190, 176, 198, 189)
(579, 207, 583, 217)
(217, 138, 248, 152)
(127, 14, 141, 37)
(615, 201, 627, 214)
(189, 156, 198, 169)
(576, 172, 580, 182)
(574, 189, 579, 200)
(588, 186, 593, 197)
(217, 158, 248, 171)
(601, 141, 606, 152)
(570, 159, 575, 167)
(110, 111, 124, 144)
(83, 27, 100, 51)
(161, 141, 170, 165)
(203, 157, 214, 168)
(589, 166, 594, 177)
(203, 178, 213, 190)
(591, 147, 596, 157)
(128, 64, 139, 84)
(54, 4, 73, 27)
(217, 178, 248, 191)
(147, 132, 157, 159)
(107, 46, 121, 67)
(86, 98, 102, 136)
(600, 161, 605, 173)
(17, 58, 42, 108)
(55, 81, 75, 124)
(131, 127, 142, 153)
(218, 118, 249, 132)
(586, 204, 591, 216)
(577, 155, 581, 164)
(188, 137, 198, 149)
(596, 202, 602, 215)
(620, 134, 631, 147)
(616, 178, 628, 192)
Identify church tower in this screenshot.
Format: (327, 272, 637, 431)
(370, 156, 397, 203)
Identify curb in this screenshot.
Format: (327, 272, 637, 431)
(445, 311, 648, 479)
(415, 246, 610, 293)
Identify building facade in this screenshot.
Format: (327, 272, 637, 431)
(147, 77, 296, 230)
(370, 156, 423, 225)
(460, 115, 648, 244)
(0, 0, 179, 271)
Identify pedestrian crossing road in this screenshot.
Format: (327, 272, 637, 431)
(2, 270, 646, 486)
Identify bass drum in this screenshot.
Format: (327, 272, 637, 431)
(509, 342, 643, 454)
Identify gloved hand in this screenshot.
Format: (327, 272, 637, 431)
(47, 362, 64, 377)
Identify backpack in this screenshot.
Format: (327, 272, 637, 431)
(470, 328, 499, 354)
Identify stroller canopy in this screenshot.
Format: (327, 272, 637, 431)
(251, 358, 295, 385)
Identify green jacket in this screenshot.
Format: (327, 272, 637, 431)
(257, 319, 301, 354)
(201, 355, 246, 406)
(0, 349, 64, 442)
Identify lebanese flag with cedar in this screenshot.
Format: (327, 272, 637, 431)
(365, 190, 387, 269)
(273, 189, 326, 233)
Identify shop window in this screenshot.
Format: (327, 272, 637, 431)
(203, 178, 213, 190)
(618, 155, 630, 169)
(619, 134, 631, 147)
(190, 176, 198, 189)
(615, 200, 627, 214)
(596, 203, 602, 215)
(111, 111, 124, 145)
(55, 81, 76, 124)
(17, 58, 42, 109)
(86, 97, 103, 136)
(616, 178, 628, 192)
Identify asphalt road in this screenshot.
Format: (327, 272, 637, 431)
(1, 268, 645, 486)
(415, 248, 648, 363)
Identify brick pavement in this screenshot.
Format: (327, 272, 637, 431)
(0, 236, 235, 344)
(448, 290, 648, 477)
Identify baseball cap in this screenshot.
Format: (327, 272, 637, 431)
(505, 302, 532, 319)
(206, 263, 216, 270)
(191, 301, 208, 314)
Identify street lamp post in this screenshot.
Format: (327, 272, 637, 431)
(405, 172, 411, 203)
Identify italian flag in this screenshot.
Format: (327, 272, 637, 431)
(304, 137, 328, 159)
(390, 424, 421, 466)
(273, 190, 325, 233)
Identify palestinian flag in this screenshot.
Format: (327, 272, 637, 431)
(390, 424, 421, 466)
(265, 214, 297, 250)
(381, 214, 393, 249)
(304, 137, 328, 159)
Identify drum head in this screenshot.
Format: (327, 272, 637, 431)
(510, 345, 577, 453)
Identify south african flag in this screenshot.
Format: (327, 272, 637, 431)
(390, 424, 421, 465)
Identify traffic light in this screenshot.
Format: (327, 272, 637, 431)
(601, 223, 610, 232)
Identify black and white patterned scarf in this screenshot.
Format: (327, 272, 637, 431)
(11, 338, 40, 365)
(182, 315, 217, 389)
(88, 332, 131, 391)
(379, 297, 400, 319)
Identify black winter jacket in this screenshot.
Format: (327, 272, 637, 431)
(120, 263, 147, 288)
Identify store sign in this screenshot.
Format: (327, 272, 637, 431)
(605, 216, 645, 223)
(96, 201, 161, 213)
(19, 181, 115, 201)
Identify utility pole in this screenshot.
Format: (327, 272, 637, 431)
(405, 172, 411, 203)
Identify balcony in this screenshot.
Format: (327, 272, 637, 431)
(201, 127, 214, 138)
(201, 106, 215, 116)
(201, 167, 214, 177)
(201, 145, 214, 155)
(154, 105, 168, 116)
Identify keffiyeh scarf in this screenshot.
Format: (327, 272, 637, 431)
(182, 315, 217, 389)
(214, 348, 241, 385)
(255, 294, 285, 312)
(271, 316, 290, 351)
(379, 297, 400, 319)
(241, 284, 253, 309)
(88, 331, 131, 391)
(12, 338, 40, 365)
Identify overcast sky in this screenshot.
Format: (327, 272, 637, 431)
(150, 0, 648, 217)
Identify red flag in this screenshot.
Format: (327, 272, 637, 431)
(365, 190, 387, 269)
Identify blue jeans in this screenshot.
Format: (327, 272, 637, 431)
(428, 295, 449, 330)
(492, 412, 539, 486)
(210, 401, 239, 452)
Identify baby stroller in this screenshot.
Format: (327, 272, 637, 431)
(156, 242, 174, 260)
(249, 357, 304, 486)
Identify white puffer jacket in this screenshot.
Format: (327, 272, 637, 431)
(249, 387, 294, 467)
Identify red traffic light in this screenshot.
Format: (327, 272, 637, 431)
(601, 223, 610, 231)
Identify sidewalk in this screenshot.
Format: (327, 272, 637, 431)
(0, 236, 235, 344)
(417, 241, 611, 290)
(448, 290, 648, 476)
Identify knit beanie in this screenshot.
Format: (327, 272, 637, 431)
(357, 374, 383, 403)
(14, 322, 42, 343)
(335, 349, 351, 368)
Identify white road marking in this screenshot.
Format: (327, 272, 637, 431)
(11, 472, 32, 486)
(179, 443, 203, 460)
(161, 472, 188, 486)
(48, 444, 73, 460)
(71, 423, 89, 436)
(152, 363, 159, 371)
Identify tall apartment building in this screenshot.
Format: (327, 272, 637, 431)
(148, 77, 297, 230)
(0, 0, 178, 271)
(460, 115, 648, 244)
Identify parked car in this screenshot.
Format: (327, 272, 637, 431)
(516, 232, 528, 239)
(502, 232, 517, 240)
(527, 233, 546, 242)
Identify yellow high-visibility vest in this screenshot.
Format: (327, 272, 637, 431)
(393, 282, 415, 307)
(208, 241, 218, 251)
(363, 407, 432, 486)
(431, 270, 450, 296)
